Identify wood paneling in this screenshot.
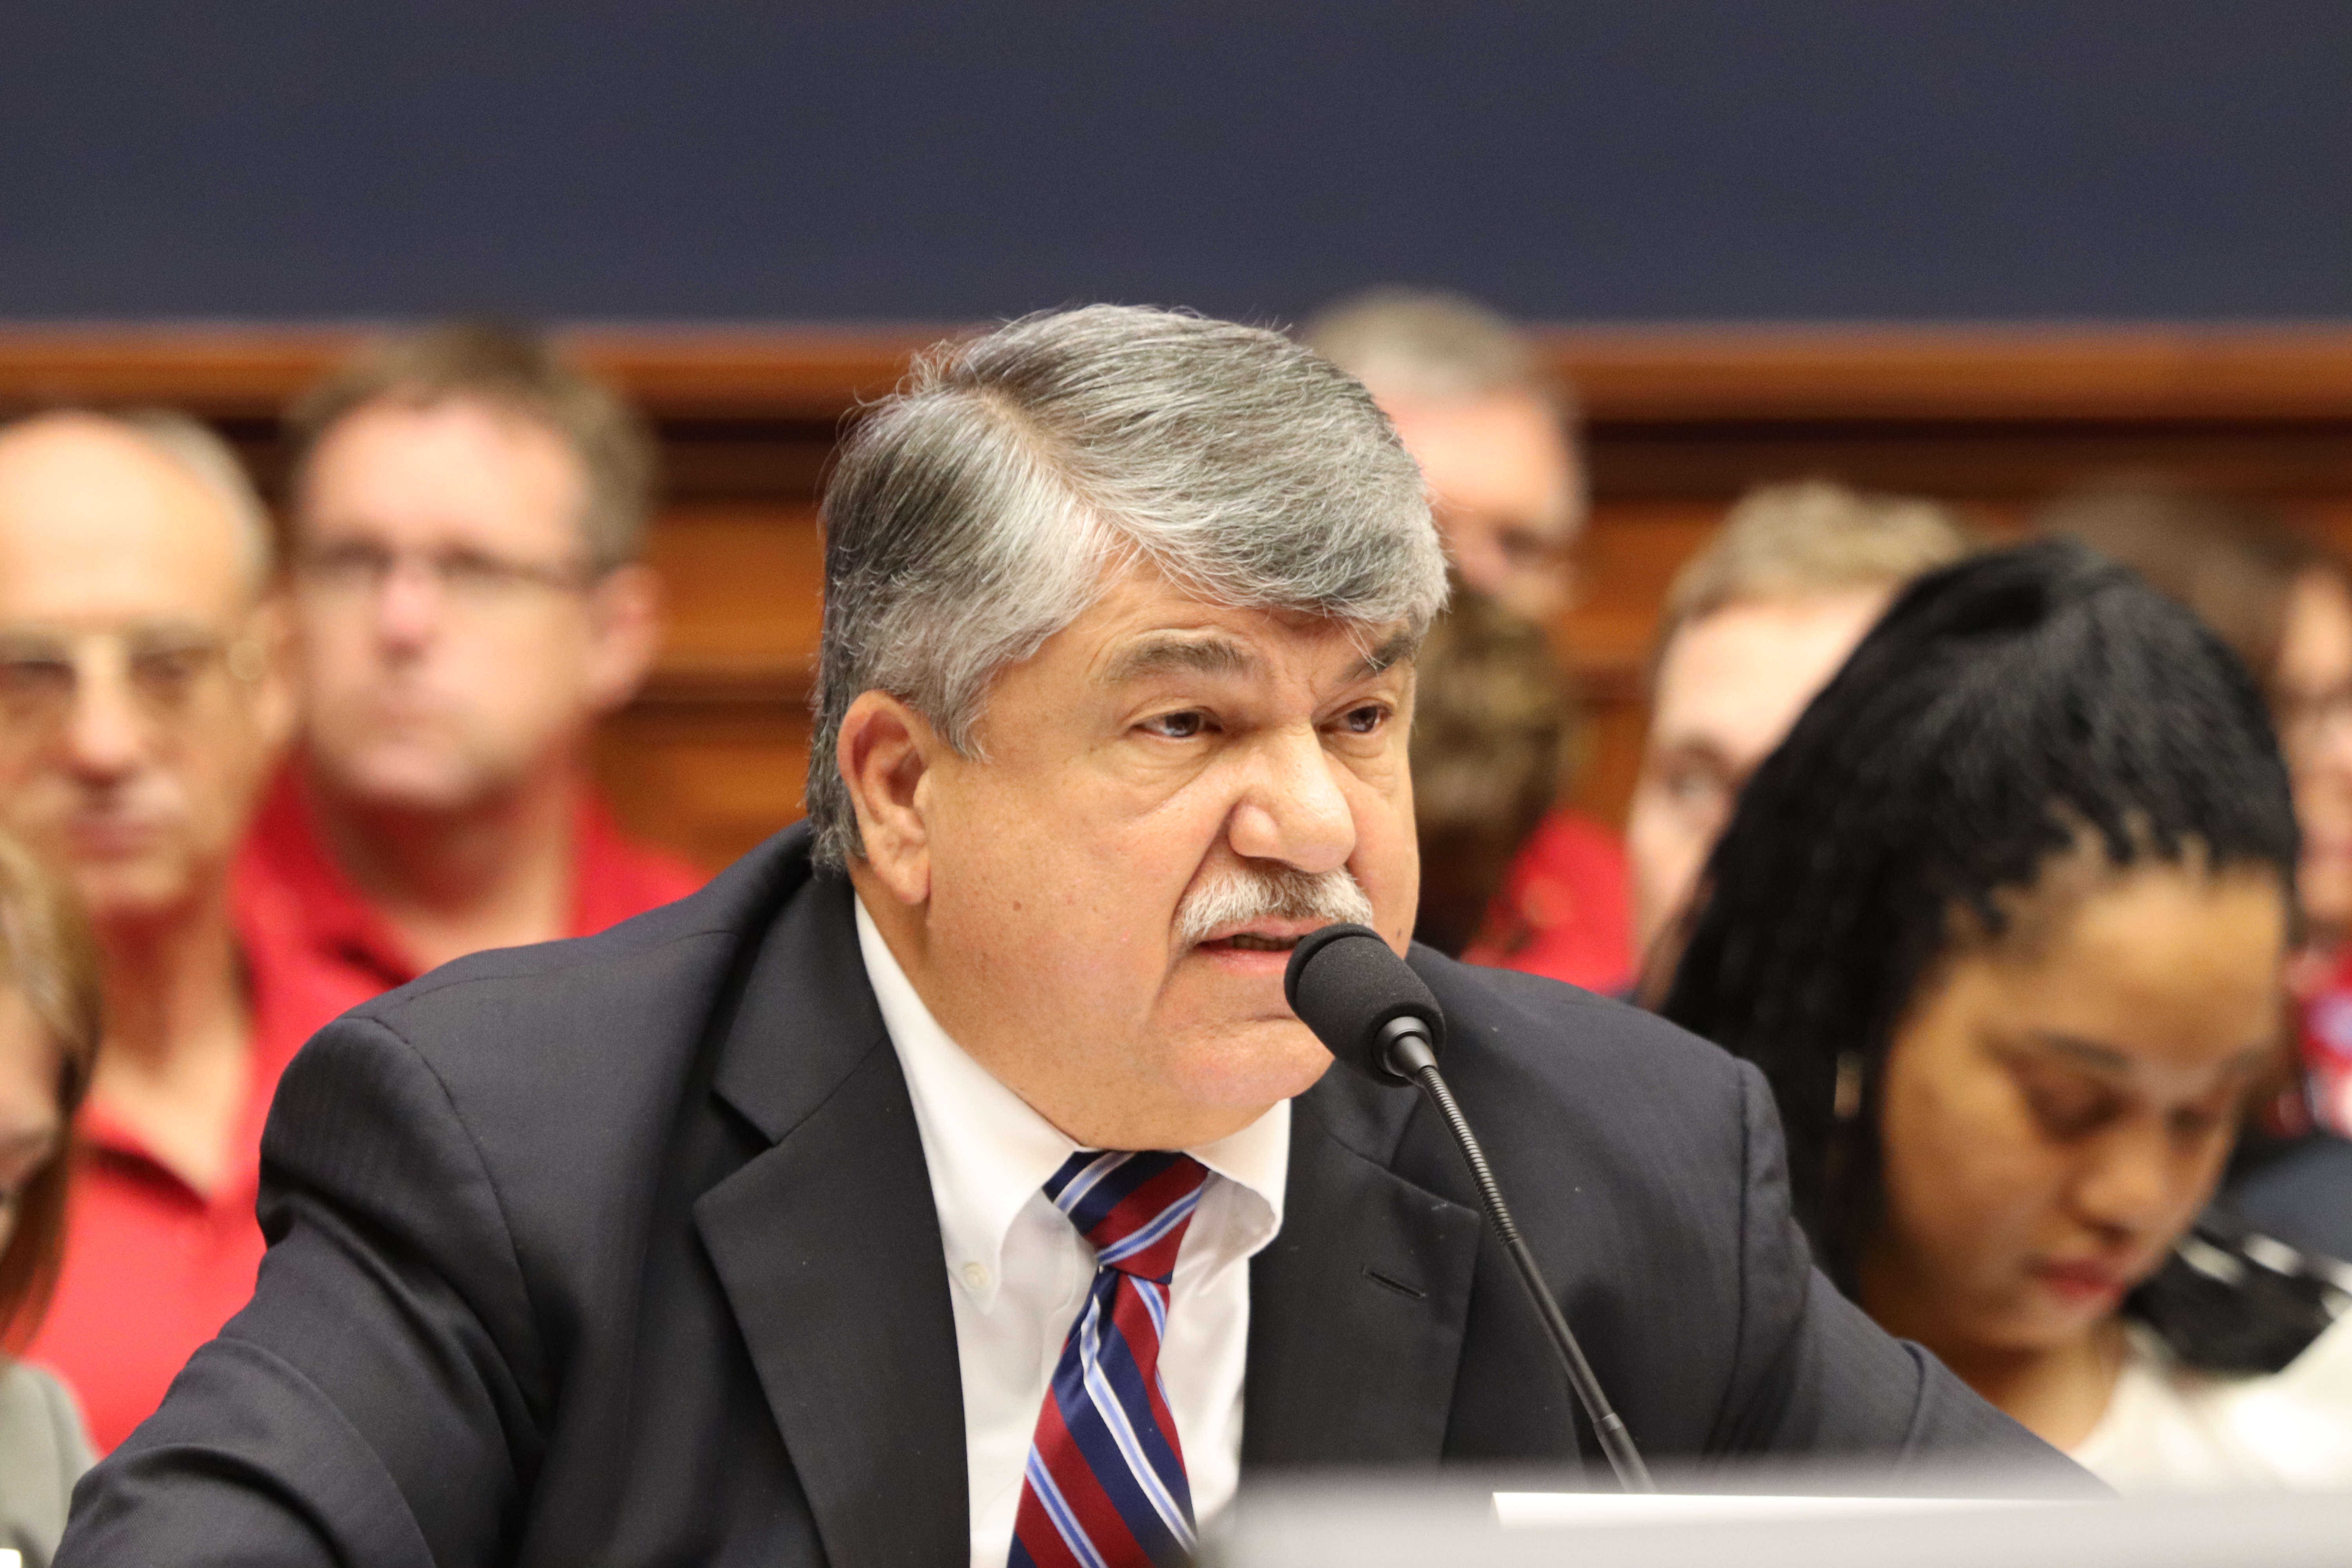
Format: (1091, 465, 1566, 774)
(5, 324, 2351, 868)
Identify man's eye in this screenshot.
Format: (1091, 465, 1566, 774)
(441, 552, 515, 590)
(0, 659, 71, 694)
(1338, 704, 1388, 735)
(1142, 711, 1209, 740)
(1662, 764, 1731, 812)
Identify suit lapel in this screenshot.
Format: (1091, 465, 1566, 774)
(1243, 1073, 1485, 1466)
(694, 874, 968, 1568)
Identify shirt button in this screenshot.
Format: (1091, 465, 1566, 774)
(961, 1262, 991, 1292)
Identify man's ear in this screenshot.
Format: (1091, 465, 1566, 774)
(243, 594, 298, 757)
(581, 563, 664, 715)
(838, 690, 943, 906)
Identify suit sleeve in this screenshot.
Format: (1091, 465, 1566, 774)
(56, 1014, 546, 1568)
(1706, 1061, 2080, 1476)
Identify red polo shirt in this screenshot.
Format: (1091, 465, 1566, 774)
(226, 768, 708, 1024)
(1460, 808, 1636, 996)
(25, 889, 352, 1454)
(29, 769, 706, 1452)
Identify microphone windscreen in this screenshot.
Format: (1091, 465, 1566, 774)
(1283, 923, 1446, 1084)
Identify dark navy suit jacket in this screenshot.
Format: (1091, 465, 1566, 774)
(60, 824, 2058, 1567)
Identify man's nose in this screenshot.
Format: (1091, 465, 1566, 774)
(373, 557, 444, 648)
(1224, 725, 1357, 876)
(63, 656, 149, 782)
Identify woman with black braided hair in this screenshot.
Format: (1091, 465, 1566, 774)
(1661, 539, 2352, 1489)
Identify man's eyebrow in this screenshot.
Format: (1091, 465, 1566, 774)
(1649, 737, 1739, 774)
(1101, 635, 1259, 685)
(1351, 630, 1420, 680)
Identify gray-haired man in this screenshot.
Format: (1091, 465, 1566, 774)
(61, 308, 2064, 1568)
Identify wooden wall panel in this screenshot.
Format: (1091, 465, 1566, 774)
(4, 325, 2350, 871)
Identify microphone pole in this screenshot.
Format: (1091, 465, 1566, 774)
(1285, 924, 1655, 1494)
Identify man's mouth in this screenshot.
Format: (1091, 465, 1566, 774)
(1192, 918, 1331, 957)
(1218, 931, 1301, 953)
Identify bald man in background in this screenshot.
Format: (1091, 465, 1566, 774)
(0, 413, 340, 1450)
(1302, 289, 1584, 621)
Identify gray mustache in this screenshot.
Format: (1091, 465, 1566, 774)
(1174, 863, 1376, 949)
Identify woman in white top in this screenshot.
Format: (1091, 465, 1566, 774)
(1660, 542, 2352, 1490)
(0, 837, 102, 1563)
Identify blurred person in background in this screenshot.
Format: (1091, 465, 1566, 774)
(1305, 289, 1629, 988)
(0, 836, 102, 1568)
(2045, 478, 2352, 1262)
(1664, 543, 2352, 1490)
(1406, 587, 1628, 987)
(0, 411, 322, 1450)
(1301, 288, 1583, 621)
(241, 321, 702, 1019)
(1627, 480, 1974, 985)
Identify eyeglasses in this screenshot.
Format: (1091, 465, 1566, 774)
(0, 626, 261, 737)
(292, 540, 594, 609)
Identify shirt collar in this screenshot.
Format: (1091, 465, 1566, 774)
(853, 895, 1287, 1309)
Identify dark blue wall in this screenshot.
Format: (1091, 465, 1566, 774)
(5, 2, 2349, 324)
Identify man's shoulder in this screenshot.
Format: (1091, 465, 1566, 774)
(1411, 944, 1744, 1098)
(264, 824, 850, 1238)
(1376, 946, 1762, 1209)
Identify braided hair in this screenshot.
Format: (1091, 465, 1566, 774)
(1659, 540, 2299, 1279)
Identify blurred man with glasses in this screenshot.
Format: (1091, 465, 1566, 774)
(240, 321, 701, 1025)
(0, 410, 324, 1448)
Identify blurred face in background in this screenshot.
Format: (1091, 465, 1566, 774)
(2272, 566, 2352, 941)
(0, 416, 289, 929)
(1860, 857, 2286, 1364)
(1626, 590, 1890, 964)
(1378, 391, 1581, 622)
(291, 397, 659, 816)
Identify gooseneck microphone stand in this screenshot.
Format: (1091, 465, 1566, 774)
(1288, 927, 1656, 1494)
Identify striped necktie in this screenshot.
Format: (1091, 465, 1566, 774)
(1009, 1150, 1210, 1568)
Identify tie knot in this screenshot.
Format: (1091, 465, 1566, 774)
(1044, 1150, 1209, 1283)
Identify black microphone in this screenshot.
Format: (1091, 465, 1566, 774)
(1285, 923, 1655, 1494)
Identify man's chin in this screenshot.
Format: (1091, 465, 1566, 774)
(1165, 1017, 1334, 1114)
(320, 745, 508, 816)
(70, 862, 202, 929)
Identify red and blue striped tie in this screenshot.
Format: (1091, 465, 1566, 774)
(1009, 1150, 1210, 1568)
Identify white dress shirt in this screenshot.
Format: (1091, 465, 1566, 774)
(853, 898, 1290, 1568)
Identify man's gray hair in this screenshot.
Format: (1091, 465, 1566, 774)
(808, 305, 1448, 869)
(1299, 287, 1573, 415)
(120, 411, 276, 595)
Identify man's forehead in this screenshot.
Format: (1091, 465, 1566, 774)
(0, 423, 249, 617)
(1090, 609, 1417, 688)
(1651, 594, 1887, 763)
(305, 397, 587, 534)
(0, 417, 211, 517)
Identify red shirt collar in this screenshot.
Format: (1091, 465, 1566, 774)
(233, 762, 706, 991)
